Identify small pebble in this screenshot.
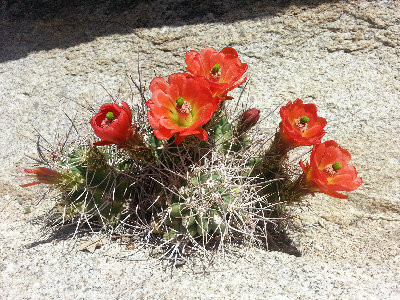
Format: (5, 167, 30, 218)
(17, 197, 24, 205)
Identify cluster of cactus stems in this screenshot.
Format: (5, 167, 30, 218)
(22, 105, 288, 247)
(20, 47, 362, 257)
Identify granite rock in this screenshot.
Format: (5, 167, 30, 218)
(0, 0, 399, 298)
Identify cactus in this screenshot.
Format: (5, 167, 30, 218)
(20, 47, 363, 264)
(22, 94, 290, 257)
(55, 144, 147, 223)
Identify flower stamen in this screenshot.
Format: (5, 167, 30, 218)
(324, 163, 341, 176)
(176, 97, 192, 114)
(100, 112, 115, 127)
(210, 63, 221, 79)
(177, 101, 192, 114)
(295, 116, 309, 133)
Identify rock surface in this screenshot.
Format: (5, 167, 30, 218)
(1, 0, 399, 298)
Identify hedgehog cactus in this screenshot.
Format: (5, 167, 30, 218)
(54, 144, 151, 223)
(163, 203, 227, 241)
(162, 170, 230, 240)
(20, 46, 362, 259)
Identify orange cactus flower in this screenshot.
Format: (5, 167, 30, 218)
(20, 167, 62, 187)
(185, 46, 248, 98)
(147, 73, 220, 145)
(300, 140, 362, 199)
(279, 98, 327, 147)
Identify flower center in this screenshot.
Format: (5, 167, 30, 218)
(332, 162, 342, 171)
(210, 63, 221, 79)
(176, 97, 185, 106)
(295, 116, 309, 133)
(100, 112, 115, 127)
(176, 97, 192, 114)
(300, 116, 309, 124)
(324, 162, 342, 176)
(106, 112, 114, 120)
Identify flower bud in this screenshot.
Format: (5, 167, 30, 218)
(20, 167, 63, 187)
(240, 108, 260, 130)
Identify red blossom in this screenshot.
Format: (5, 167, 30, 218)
(279, 98, 327, 147)
(91, 101, 140, 148)
(20, 167, 62, 187)
(300, 140, 362, 199)
(147, 73, 220, 145)
(185, 46, 248, 98)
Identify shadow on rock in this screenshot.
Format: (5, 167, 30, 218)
(1, 0, 335, 63)
(24, 212, 99, 249)
(266, 226, 301, 257)
(24, 225, 76, 249)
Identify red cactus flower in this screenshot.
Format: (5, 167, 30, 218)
(185, 46, 248, 98)
(147, 73, 220, 145)
(279, 98, 327, 147)
(300, 140, 362, 199)
(20, 167, 62, 187)
(91, 101, 141, 148)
